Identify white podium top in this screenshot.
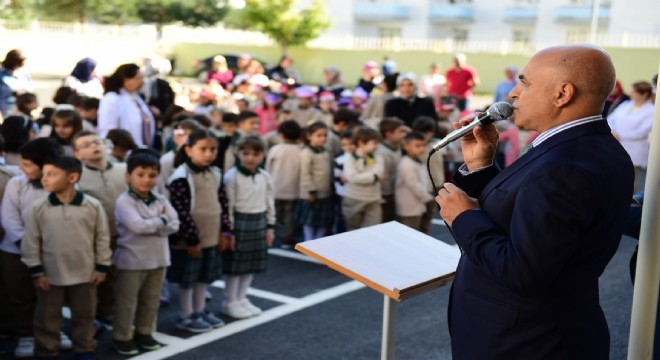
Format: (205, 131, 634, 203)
(296, 221, 461, 301)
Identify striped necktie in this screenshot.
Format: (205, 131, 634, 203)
(518, 143, 534, 159)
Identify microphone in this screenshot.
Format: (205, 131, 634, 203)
(429, 101, 513, 154)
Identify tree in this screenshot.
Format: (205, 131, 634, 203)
(136, 0, 230, 40)
(239, 0, 330, 54)
(0, 0, 37, 23)
(34, 0, 137, 24)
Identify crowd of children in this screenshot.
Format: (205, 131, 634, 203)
(0, 56, 473, 359)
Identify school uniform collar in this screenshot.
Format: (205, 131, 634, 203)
(380, 141, 399, 152)
(84, 162, 113, 171)
(237, 164, 259, 178)
(406, 154, 422, 164)
(307, 144, 325, 154)
(29, 179, 44, 189)
(351, 152, 375, 160)
(48, 191, 84, 206)
(185, 160, 209, 174)
(230, 132, 241, 145)
(127, 188, 158, 206)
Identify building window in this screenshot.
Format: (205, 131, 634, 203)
(379, 27, 401, 38)
(513, 30, 531, 44)
(452, 28, 468, 41)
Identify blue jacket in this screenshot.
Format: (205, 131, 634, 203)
(449, 120, 634, 359)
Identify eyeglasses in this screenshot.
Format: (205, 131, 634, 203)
(77, 139, 105, 149)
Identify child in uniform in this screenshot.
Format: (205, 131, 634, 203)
(265, 120, 302, 248)
(112, 151, 180, 355)
(21, 156, 111, 359)
(296, 122, 334, 241)
(412, 116, 445, 234)
(376, 118, 406, 222)
(395, 132, 434, 231)
(167, 129, 231, 333)
(332, 130, 356, 234)
(342, 127, 384, 231)
(49, 107, 83, 156)
(223, 135, 275, 318)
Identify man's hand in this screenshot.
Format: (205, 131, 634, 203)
(436, 183, 480, 227)
(89, 272, 107, 286)
(33, 276, 50, 292)
(454, 115, 499, 171)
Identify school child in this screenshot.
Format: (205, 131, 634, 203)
(318, 91, 336, 127)
(15, 93, 38, 119)
(412, 116, 445, 234)
(333, 130, 356, 234)
(376, 118, 406, 223)
(79, 97, 100, 132)
(395, 132, 434, 231)
(111, 152, 180, 355)
(73, 130, 127, 326)
(50, 107, 84, 156)
(263, 109, 295, 149)
(236, 110, 261, 137)
(218, 112, 239, 172)
(0, 114, 36, 165)
(105, 129, 138, 163)
(0, 138, 67, 358)
(0, 134, 20, 239)
(294, 122, 334, 241)
(21, 156, 111, 359)
(265, 120, 302, 248)
(342, 127, 384, 231)
(291, 86, 323, 128)
(326, 109, 360, 159)
(167, 129, 231, 332)
(158, 119, 202, 197)
(209, 107, 224, 136)
(223, 135, 275, 318)
(255, 93, 282, 136)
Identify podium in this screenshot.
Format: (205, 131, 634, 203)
(295, 221, 461, 360)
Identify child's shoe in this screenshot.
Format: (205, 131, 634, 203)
(198, 311, 225, 328)
(112, 339, 140, 356)
(60, 332, 73, 350)
(175, 315, 212, 333)
(134, 333, 163, 351)
(240, 299, 262, 316)
(222, 302, 252, 319)
(14, 336, 34, 358)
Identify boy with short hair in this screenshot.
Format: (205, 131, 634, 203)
(326, 109, 360, 158)
(236, 110, 260, 137)
(105, 129, 137, 163)
(112, 151, 180, 355)
(21, 156, 111, 359)
(266, 120, 302, 248)
(395, 132, 434, 231)
(376, 118, 406, 223)
(0, 138, 67, 358)
(73, 130, 127, 326)
(412, 116, 445, 234)
(342, 127, 384, 231)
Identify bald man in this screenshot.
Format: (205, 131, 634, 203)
(436, 45, 634, 359)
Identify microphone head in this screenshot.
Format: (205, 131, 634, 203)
(488, 101, 513, 120)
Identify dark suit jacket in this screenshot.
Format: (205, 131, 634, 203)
(449, 120, 634, 359)
(384, 96, 437, 127)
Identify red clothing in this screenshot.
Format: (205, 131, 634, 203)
(445, 65, 478, 98)
(255, 106, 278, 135)
(498, 126, 538, 167)
(206, 70, 234, 87)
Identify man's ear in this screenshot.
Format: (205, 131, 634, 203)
(554, 82, 575, 108)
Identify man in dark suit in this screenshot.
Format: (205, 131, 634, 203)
(436, 45, 634, 359)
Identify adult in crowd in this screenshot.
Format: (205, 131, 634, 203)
(436, 45, 634, 359)
(493, 65, 518, 103)
(0, 49, 33, 119)
(608, 81, 655, 191)
(98, 63, 155, 148)
(382, 56, 397, 76)
(141, 56, 175, 116)
(268, 55, 301, 85)
(445, 53, 479, 111)
(361, 73, 398, 129)
(358, 61, 381, 94)
(321, 66, 344, 100)
(383, 72, 437, 127)
(62, 57, 104, 99)
(205, 55, 233, 88)
(419, 62, 446, 98)
(602, 79, 629, 118)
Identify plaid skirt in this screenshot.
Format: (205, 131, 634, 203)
(222, 212, 268, 275)
(294, 197, 335, 228)
(167, 246, 222, 289)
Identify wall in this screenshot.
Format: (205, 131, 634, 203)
(172, 42, 660, 94)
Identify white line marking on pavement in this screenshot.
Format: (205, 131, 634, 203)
(132, 280, 366, 360)
(210, 280, 302, 305)
(268, 248, 322, 264)
(431, 219, 447, 226)
(152, 332, 185, 346)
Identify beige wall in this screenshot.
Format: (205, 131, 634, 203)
(173, 42, 660, 94)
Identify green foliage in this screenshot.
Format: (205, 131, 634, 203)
(31, 0, 137, 24)
(0, 0, 37, 23)
(136, 0, 229, 27)
(239, 0, 330, 53)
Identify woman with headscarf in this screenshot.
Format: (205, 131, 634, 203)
(98, 63, 155, 148)
(321, 66, 344, 100)
(63, 57, 104, 99)
(384, 72, 437, 127)
(0, 49, 34, 119)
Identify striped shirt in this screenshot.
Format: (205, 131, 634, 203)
(532, 115, 603, 147)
